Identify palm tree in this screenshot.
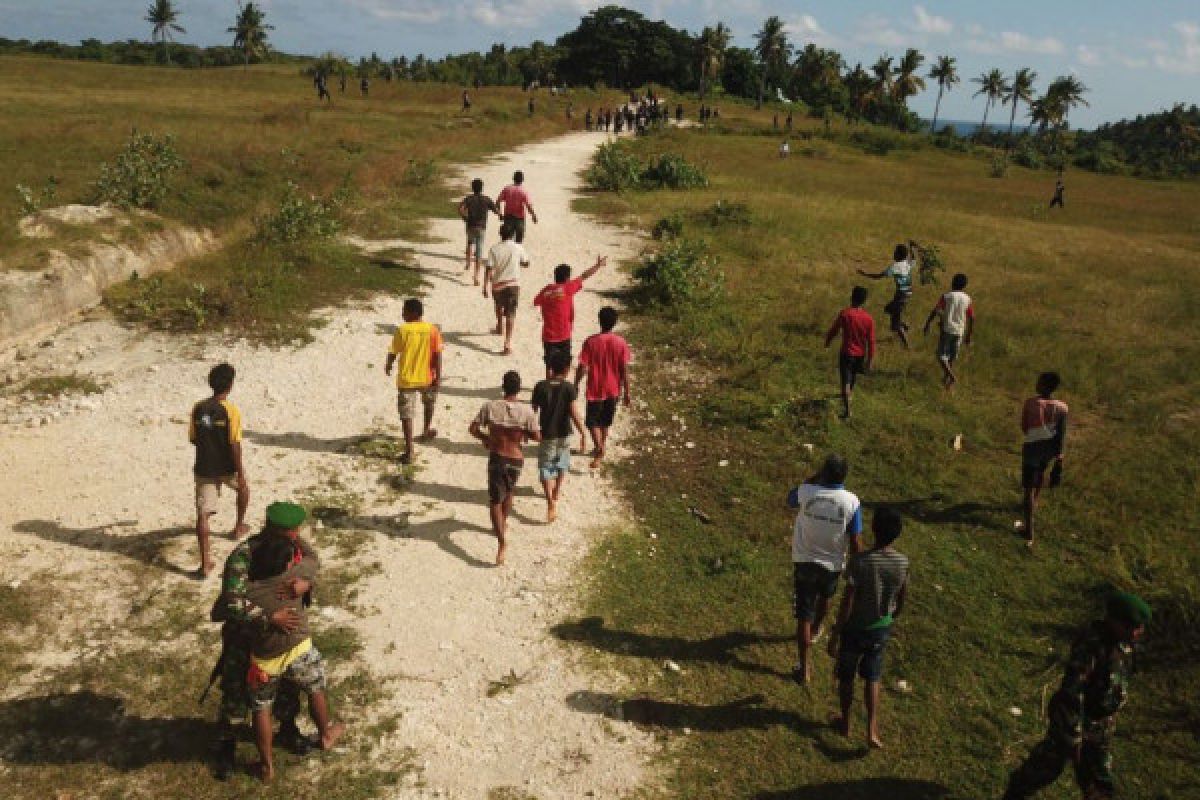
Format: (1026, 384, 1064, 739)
(893, 48, 926, 102)
(844, 63, 874, 124)
(229, 2, 273, 70)
(1004, 67, 1038, 140)
(753, 16, 792, 101)
(972, 68, 1009, 130)
(927, 55, 958, 134)
(1047, 75, 1089, 129)
(697, 22, 731, 100)
(870, 55, 895, 104)
(145, 0, 185, 65)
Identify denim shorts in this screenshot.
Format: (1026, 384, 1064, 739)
(466, 226, 485, 254)
(835, 626, 892, 683)
(537, 437, 572, 481)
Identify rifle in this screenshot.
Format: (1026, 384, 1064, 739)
(200, 648, 225, 705)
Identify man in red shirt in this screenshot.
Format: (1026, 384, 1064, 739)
(496, 170, 538, 244)
(533, 255, 608, 379)
(824, 286, 876, 419)
(575, 306, 632, 469)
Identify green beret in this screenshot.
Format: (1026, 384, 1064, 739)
(266, 501, 307, 530)
(1106, 592, 1152, 626)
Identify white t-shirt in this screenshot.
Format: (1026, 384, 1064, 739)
(884, 260, 913, 293)
(789, 483, 863, 571)
(486, 240, 528, 288)
(937, 290, 973, 336)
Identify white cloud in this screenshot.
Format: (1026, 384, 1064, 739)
(1153, 20, 1200, 74)
(966, 30, 1065, 55)
(854, 13, 907, 48)
(344, 0, 447, 24)
(1076, 44, 1101, 67)
(912, 5, 952, 36)
(785, 13, 838, 47)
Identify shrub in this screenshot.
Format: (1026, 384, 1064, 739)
(1012, 140, 1043, 170)
(586, 141, 643, 192)
(849, 129, 908, 156)
(634, 237, 724, 308)
(402, 158, 437, 187)
(94, 132, 184, 209)
(15, 177, 58, 216)
(641, 153, 708, 189)
(256, 182, 343, 243)
(917, 243, 947, 286)
(933, 132, 971, 153)
(989, 154, 1009, 178)
(694, 199, 750, 228)
(651, 212, 684, 240)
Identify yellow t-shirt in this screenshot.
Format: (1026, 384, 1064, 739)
(251, 637, 313, 677)
(389, 321, 443, 389)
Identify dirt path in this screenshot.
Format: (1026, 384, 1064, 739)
(0, 132, 652, 798)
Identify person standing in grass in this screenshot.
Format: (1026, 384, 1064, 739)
(824, 286, 876, 419)
(1003, 593, 1151, 800)
(483, 223, 529, 356)
(462, 89, 471, 113)
(858, 241, 918, 348)
(458, 178, 499, 286)
(923, 272, 975, 389)
(787, 454, 864, 685)
(497, 170, 538, 245)
(384, 298, 444, 464)
(190, 362, 250, 578)
(469, 371, 542, 566)
(1049, 177, 1065, 209)
(827, 507, 909, 749)
(575, 306, 632, 469)
(1017, 372, 1068, 548)
(533, 256, 608, 379)
(531, 350, 586, 522)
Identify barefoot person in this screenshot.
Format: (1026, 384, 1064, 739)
(497, 170, 538, 245)
(824, 287, 876, 419)
(384, 298, 444, 464)
(1018, 372, 1068, 548)
(458, 178, 499, 285)
(787, 454, 864, 685)
(923, 273, 975, 389)
(208, 502, 319, 781)
(190, 363, 250, 577)
(827, 507, 909, 748)
(469, 371, 541, 565)
(533, 256, 608, 379)
(575, 306, 632, 469)
(531, 350, 586, 522)
(245, 531, 344, 781)
(858, 242, 918, 348)
(483, 223, 529, 356)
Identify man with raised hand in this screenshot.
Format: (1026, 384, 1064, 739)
(533, 256, 607, 379)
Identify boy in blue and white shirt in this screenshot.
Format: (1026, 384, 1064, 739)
(787, 454, 864, 685)
(858, 241, 918, 348)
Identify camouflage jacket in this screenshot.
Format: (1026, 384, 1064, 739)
(1049, 621, 1134, 743)
(209, 532, 319, 640)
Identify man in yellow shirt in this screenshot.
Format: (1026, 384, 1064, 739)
(385, 298, 444, 465)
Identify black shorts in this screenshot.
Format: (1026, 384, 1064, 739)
(1021, 441, 1059, 489)
(487, 453, 523, 504)
(792, 562, 841, 621)
(883, 290, 911, 332)
(585, 398, 618, 429)
(502, 215, 527, 244)
(543, 340, 572, 368)
(838, 353, 866, 388)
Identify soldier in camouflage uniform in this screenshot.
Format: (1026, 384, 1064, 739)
(209, 501, 320, 780)
(1003, 592, 1151, 799)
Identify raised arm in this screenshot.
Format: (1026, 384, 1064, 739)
(579, 256, 608, 282)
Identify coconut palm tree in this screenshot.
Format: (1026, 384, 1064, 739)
(145, 0, 185, 65)
(698, 22, 731, 100)
(927, 55, 958, 134)
(893, 48, 926, 103)
(1047, 74, 1089, 129)
(1004, 67, 1038, 140)
(229, 2, 273, 70)
(753, 16, 792, 100)
(870, 55, 895, 104)
(972, 68, 1009, 130)
(844, 63, 874, 124)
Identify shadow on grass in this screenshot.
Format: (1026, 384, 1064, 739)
(752, 778, 950, 799)
(566, 690, 821, 736)
(317, 512, 497, 569)
(0, 691, 209, 768)
(551, 616, 792, 679)
(868, 497, 1012, 533)
(11, 520, 195, 578)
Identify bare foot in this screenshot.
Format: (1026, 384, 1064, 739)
(589, 452, 604, 469)
(232, 523, 250, 540)
(496, 543, 507, 566)
(250, 761, 274, 782)
(493, 325, 503, 335)
(828, 712, 850, 737)
(417, 429, 437, 441)
(868, 734, 884, 749)
(547, 504, 557, 523)
(320, 722, 346, 751)
(501, 347, 513, 356)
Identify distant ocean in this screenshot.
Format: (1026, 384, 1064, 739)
(923, 119, 1033, 136)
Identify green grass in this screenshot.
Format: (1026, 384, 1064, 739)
(565, 111, 1200, 799)
(15, 372, 108, 398)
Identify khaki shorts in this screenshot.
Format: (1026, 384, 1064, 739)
(195, 474, 239, 517)
(397, 387, 438, 421)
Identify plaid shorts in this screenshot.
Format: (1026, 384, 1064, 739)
(248, 645, 327, 711)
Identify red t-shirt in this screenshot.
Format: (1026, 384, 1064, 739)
(828, 307, 876, 358)
(497, 184, 531, 219)
(579, 332, 631, 402)
(533, 279, 583, 343)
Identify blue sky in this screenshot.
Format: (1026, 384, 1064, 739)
(3, 1, 1198, 127)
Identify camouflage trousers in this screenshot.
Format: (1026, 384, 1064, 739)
(217, 641, 301, 730)
(1004, 725, 1115, 799)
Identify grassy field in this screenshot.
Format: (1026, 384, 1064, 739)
(567, 104, 1200, 798)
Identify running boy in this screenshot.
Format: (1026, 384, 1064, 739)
(385, 298, 444, 464)
(484, 224, 529, 356)
(531, 350, 586, 522)
(458, 178, 499, 285)
(533, 256, 608, 378)
(858, 241, 918, 348)
(246, 534, 345, 781)
(827, 507, 909, 748)
(1018, 372, 1068, 548)
(190, 362, 250, 578)
(497, 170, 538, 244)
(824, 287, 876, 419)
(923, 273, 975, 389)
(469, 371, 542, 565)
(575, 306, 632, 469)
